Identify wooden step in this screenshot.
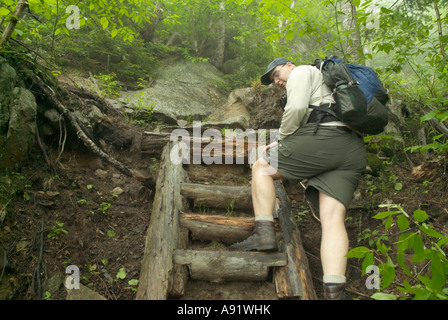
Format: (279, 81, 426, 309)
(180, 213, 253, 243)
(137, 139, 318, 300)
(141, 131, 259, 160)
(181, 183, 252, 210)
(180, 212, 282, 244)
(173, 249, 287, 282)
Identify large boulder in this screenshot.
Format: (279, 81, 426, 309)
(120, 60, 228, 123)
(0, 87, 37, 169)
(0, 58, 17, 133)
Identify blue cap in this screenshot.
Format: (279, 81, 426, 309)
(260, 57, 293, 85)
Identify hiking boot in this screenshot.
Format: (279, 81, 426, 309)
(229, 220, 277, 252)
(323, 283, 353, 300)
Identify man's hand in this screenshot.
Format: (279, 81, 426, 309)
(261, 141, 278, 156)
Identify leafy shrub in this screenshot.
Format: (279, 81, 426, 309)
(347, 204, 448, 300)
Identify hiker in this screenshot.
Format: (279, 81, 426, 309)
(230, 58, 367, 300)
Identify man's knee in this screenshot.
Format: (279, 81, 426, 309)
(253, 158, 284, 179)
(319, 192, 346, 225)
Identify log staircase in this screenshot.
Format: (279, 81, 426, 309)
(136, 132, 317, 300)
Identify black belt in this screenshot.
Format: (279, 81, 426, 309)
(307, 110, 361, 137)
(307, 108, 339, 133)
(335, 126, 353, 134)
(307, 109, 339, 124)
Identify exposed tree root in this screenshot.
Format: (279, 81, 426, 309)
(28, 71, 155, 190)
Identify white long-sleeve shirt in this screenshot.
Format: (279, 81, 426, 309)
(279, 65, 342, 141)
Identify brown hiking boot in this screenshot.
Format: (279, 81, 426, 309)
(323, 283, 352, 300)
(229, 220, 277, 252)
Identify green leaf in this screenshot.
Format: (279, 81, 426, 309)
(352, 0, 361, 7)
(397, 215, 409, 232)
(379, 256, 396, 289)
(411, 234, 425, 263)
(420, 110, 438, 122)
(100, 16, 109, 29)
(116, 267, 126, 279)
(419, 223, 443, 238)
(346, 246, 371, 259)
(437, 237, 448, 248)
(371, 292, 398, 300)
(0, 7, 10, 16)
(413, 210, 428, 222)
(128, 279, 139, 286)
(394, 182, 403, 191)
(361, 252, 374, 276)
(429, 251, 446, 291)
(285, 30, 294, 41)
(412, 287, 432, 300)
(384, 216, 394, 230)
(372, 211, 398, 219)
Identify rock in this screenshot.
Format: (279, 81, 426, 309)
(66, 283, 107, 300)
(87, 105, 104, 125)
(0, 57, 17, 133)
(120, 60, 228, 122)
(0, 274, 17, 300)
(105, 98, 126, 110)
(94, 169, 108, 178)
(44, 109, 62, 122)
(207, 87, 255, 129)
(111, 186, 124, 195)
(0, 87, 37, 169)
(45, 191, 60, 197)
(43, 273, 64, 294)
(366, 152, 384, 176)
(177, 119, 188, 127)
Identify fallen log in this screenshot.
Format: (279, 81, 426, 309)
(181, 183, 252, 210)
(273, 180, 317, 300)
(141, 131, 260, 161)
(168, 227, 190, 298)
(136, 141, 186, 300)
(173, 249, 287, 282)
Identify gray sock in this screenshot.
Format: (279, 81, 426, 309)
(323, 275, 346, 285)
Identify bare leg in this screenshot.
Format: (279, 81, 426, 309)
(251, 158, 285, 218)
(229, 158, 284, 251)
(319, 191, 348, 278)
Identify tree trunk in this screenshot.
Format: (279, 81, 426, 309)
(0, 0, 28, 49)
(211, 1, 226, 69)
(140, 2, 163, 43)
(179, 213, 255, 243)
(174, 249, 287, 282)
(180, 183, 252, 210)
(339, 0, 362, 63)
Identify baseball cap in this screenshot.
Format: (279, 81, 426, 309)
(260, 57, 293, 85)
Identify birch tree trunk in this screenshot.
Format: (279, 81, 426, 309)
(0, 0, 28, 49)
(211, 1, 226, 69)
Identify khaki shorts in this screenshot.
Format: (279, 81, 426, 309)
(264, 124, 367, 211)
